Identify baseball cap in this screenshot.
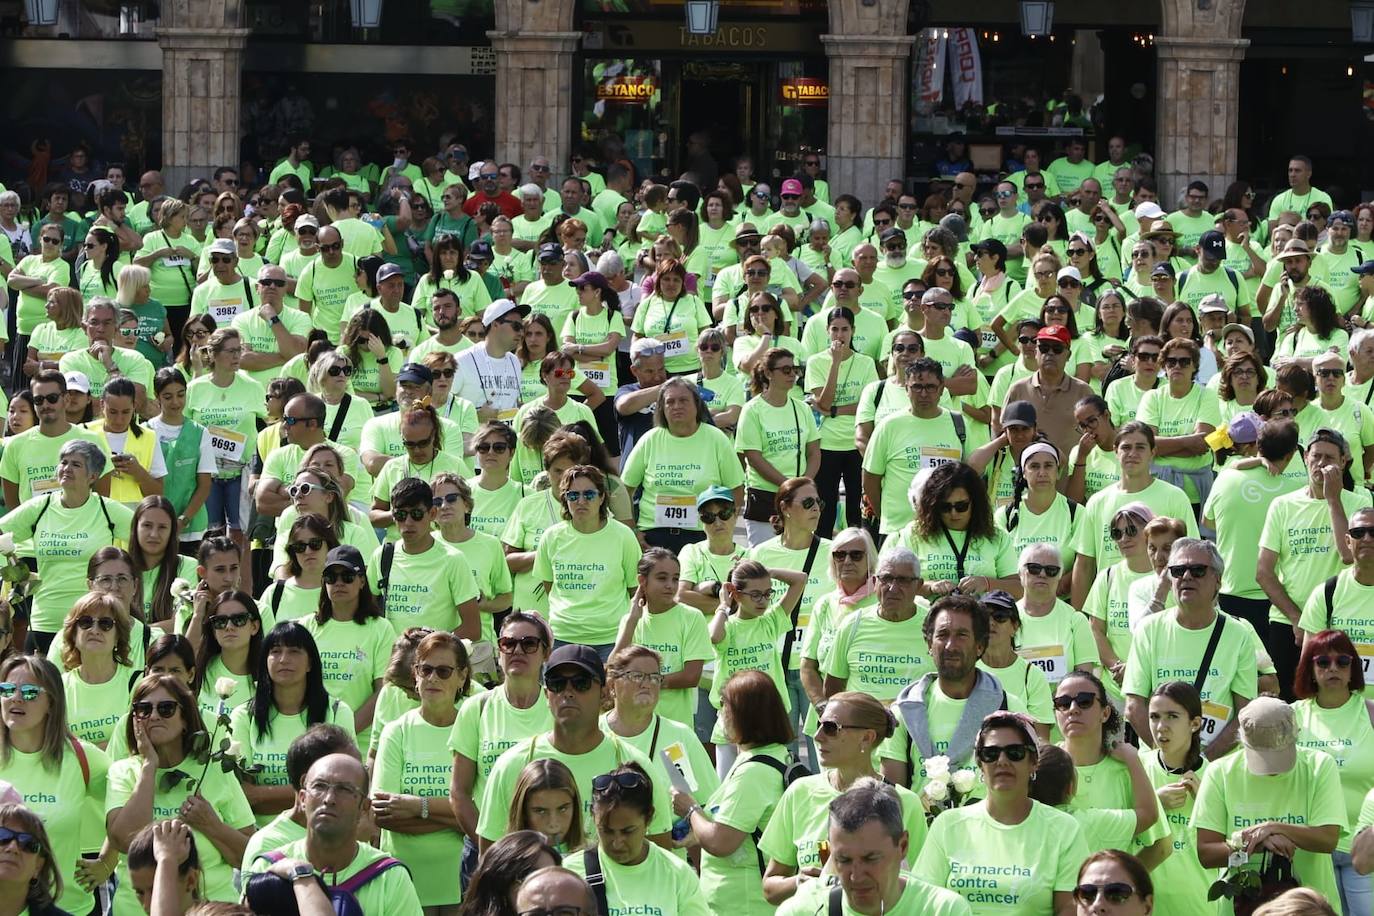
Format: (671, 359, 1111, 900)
(570, 271, 609, 291)
(294, 214, 319, 231)
(1198, 294, 1229, 315)
(396, 363, 433, 386)
(482, 298, 531, 328)
(780, 178, 803, 197)
(972, 238, 1008, 259)
(1238, 696, 1297, 776)
(1056, 266, 1082, 284)
(1150, 262, 1176, 279)
(208, 238, 237, 256)
(1199, 230, 1225, 259)
(1221, 323, 1255, 347)
(64, 371, 90, 394)
(696, 485, 736, 510)
(1351, 260, 1374, 277)
(1035, 326, 1072, 347)
(1330, 209, 1354, 227)
(544, 644, 605, 684)
(981, 590, 1017, 616)
(1133, 201, 1165, 221)
(879, 227, 907, 245)
(537, 243, 565, 263)
(324, 545, 365, 574)
(1001, 400, 1037, 428)
(1228, 412, 1262, 445)
(468, 240, 494, 262)
(376, 263, 404, 283)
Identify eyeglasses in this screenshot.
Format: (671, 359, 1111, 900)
(700, 507, 735, 524)
(925, 301, 953, 312)
(326, 365, 354, 377)
(1067, 248, 1090, 257)
(393, 508, 429, 522)
(1109, 523, 1139, 541)
(831, 280, 858, 290)
(40, 237, 62, 245)
(1349, 526, 1374, 540)
(876, 574, 919, 587)
(938, 499, 971, 514)
(738, 587, 775, 603)
(210, 612, 253, 630)
(1163, 357, 1192, 369)
(414, 663, 456, 680)
(975, 743, 1032, 763)
(564, 489, 600, 502)
(286, 538, 326, 555)
(1024, 182, 1045, 190)
(1017, 336, 1036, 346)
(832, 549, 866, 562)
(0, 827, 41, 855)
(0, 683, 43, 701)
(1043, 304, 1071, 314)
(1273, 407, 1296, 418)
(1052, 691, 1098, 711)
(745, 269, 770, 279)
(891, 343, 922, 355)
(615, 670, 664, 687)
(132, 700, 180, 719)
(282, 415, 318, 427)
(475, 442, 510, 454)
(1230, 368, 1258, 379)
(770, 365, 798, 376)
(544, 673, 596, 693)
(306, 780, 363, 801)
(92, 574, 134, 589)
(210, 255, 235, 265)
(592, 771, 647, 794)
(403, 437, 434, 450)
(979, 208, 996, 218)
(1073, 884, 1137, 906)
(76, 615, 117, 632)
(1057, 279, 1080, 289)
(519, 908, 585, 916)
(815, 720, 866, 737)
(1023, 562, 1061, 578)
(1036, 343, 1067, 356)
(1315, 654, 1354, 669)
(1316, 368, 1344, 379)
(1167, 563, 1211, 579)
(499, 635, 546, 655)
(1135, 351, 1161, 362)
(323, 570, 358, 585)
(698, 343, 723, 354)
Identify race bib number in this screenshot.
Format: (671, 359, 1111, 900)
(662, 741, 699, 793)
(582, 360, 612, 388)
(1021, 644, 1068, 683)
(792, 610, 811, 650)
(660, 329, 690, 359)
(36, 352, 64, 364)
(980, 327, 1000, 351)
(1356, 644, 1374, 678)
(920, 445, 961, 471)
(160, 256, 190, 268)
(208, 299, 242, 324)
(207, 426, 247, 465)
(1199, 699, 1232, 745)
(31, 477, 60, 496)
(654, 494, 698, 529)
(496, 407, 519, 424)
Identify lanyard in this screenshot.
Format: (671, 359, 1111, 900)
(942, 527, 972, 580)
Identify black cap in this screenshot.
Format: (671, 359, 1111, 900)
(879, 227, 907, 245)
(1199, 230, 1225, 259)
(396, 363, 433, 386)
(982, 590, 1017, 615)
(468, 240, 494, 261)
(1001, 400, 1037, 428)
(544, 644, 605, 683)
(972, 238, 1008, 259)
(538, 242, 565, 263)
(324, 545, 365, 573)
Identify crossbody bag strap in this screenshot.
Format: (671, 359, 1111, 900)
(780, 536, 821, 671)
(584, 847, 609, 916)
(1192, 613, 1226, 696)
(327, 394, 352, 442)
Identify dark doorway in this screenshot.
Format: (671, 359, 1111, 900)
(678, 61, 760, 182)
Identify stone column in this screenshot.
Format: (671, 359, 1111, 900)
(488, 31, 582, 174)
(156, 0, 249, 191)
(822, 35, 915, 207)
(1154, 0, 1248, 202)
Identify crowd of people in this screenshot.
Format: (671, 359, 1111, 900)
(0, 132, 1368, 916)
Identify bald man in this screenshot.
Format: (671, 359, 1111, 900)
(515, 867, 597, 916)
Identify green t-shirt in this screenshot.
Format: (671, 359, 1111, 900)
(261, 440, 369, 504)
(1082, 561, 1154, 688)
(185, 372, 268, 476)
(800, 308, 889, 365)
(748, 535, 836, 673)
(621, 425, 744, 531)
(533, 519, 641, 645)
(826, 605, 933, 702)
(1014, 599, 1100, 687)
(106, 755, 255, 901)
(339, 299, 425, 352)
(1069, 754, 1171, 852)
(1259, 488, 1373, 625)
(448, 683, 553, 805)
(1139, 752, 1216, 916)
(913, 801, 1088, 916)
(1191, 746, 1345, 910)
(1293, 693, 1374, 852)
(372, 450, 472, 519)
(501, 490, 561, 613)
(190, 273, 257, 326)
(366, 538, 479, 634)
(135, 230, 202, 309)
(778, 874, 972, 916)
(1137, 383, 1222, 478)
(1071, 480, 1198, 568)
(297, 614, 394, 713)
(477, 731, 673, 843)
(520, 280, 581, 338)
(0, 493, 133, 631)
(622, 603, 713, 726)
(602, 711, 720, 802)
(678, 539, 747, 589)
(360, 412, 473, 474)
(1064, 441, 1122, 505)
(13, 254, 73, 334)
(561, 307, 628, 394)
(229, 698, 356, 825)
(760, 772, 928, 872)
(736, 395, 821, 492)
(438, 528, 513, 647)
(27, 321, 87, 363)
(470, 476, 526, 539)
(862, 411, 968, 533)
(0, 424, 109, 505)
(1203, 463, 1306, 600)
(994, 494, 1081, 561)
(805, 352, 881, 452)
(884, 526, 1017, 589)
(511, 396, 598, 484)
(62, 665, 136, 747)
(978, 653, 1054, 725)
(231, 307, 314, 387)
(58, 347, 154, 399)
(709, 605, 790, 725)
(632, 293, 714, 373)
(879, 684, 1029, 792)
(564, 829, 711, 916)
(245, 838, 423, 915)
(1299, 567, 1374, 649)
(295, 254, 359, 337)
(699, 744, 790, 916)
(408, 332, 473, 364)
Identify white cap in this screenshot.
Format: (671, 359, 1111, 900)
(1134, 201, 1165, 220)
(1198, 294, 1230, 315)
(64, 371, 90, 394)
(481, 298, 530, 328)
(1056, 266, 1082, 283)
(207, 238, 237, 256)
(294, 214, 319, 231)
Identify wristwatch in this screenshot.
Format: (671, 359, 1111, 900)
(377, 356, 390, 365)
(287, 863, 314, 883)
(269, 315, 281, 326)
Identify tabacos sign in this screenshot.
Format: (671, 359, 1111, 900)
(780, 77, 828, 107)
(596, 76, 656, 105)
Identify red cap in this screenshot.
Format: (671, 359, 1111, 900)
(1036, 325, 1072, 346)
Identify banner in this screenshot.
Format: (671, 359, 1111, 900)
(914, 28, 946, 112)
(948, 27, 983, 108)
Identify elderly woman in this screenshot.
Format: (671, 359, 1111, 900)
(1073, 851, 1156, 916)
(799, 527, 877, 729)
(0, 439, 134, 651)
(914, 711, 1089, 915)
(1346, 329, 1374, 405)
(692, 327, 746, 433)
(1215, 351, 1267, 427)
(58, 589, 138, 753)
(1018, 543, 1100, 689)
(306, 348, 367, 452)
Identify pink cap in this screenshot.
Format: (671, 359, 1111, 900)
(780, 178, 803, 196)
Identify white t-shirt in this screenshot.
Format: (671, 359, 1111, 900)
(454, 345, 522, 416)
(616, 285, 645, 354)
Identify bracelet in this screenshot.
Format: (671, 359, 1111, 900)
(377, 356, 390, 365)
(420, 796, 429, 819)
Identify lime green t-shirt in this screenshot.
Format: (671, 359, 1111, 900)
(0, 424, 110, 505)
(678, 539, 747, 589)
(621, 424, 744, 531)
(632, 293, 714, 373)
(257, 578, 319, 624)
(469, 475, 526, 539)
(135, 231, 203, 309)
(735, 395, 820, 492)
(13, 254, 73, 334)
(760, 772, 928, 872)
(533, 519, 641, 645)
(520, 280, 581, 337)
(805, 352, 881, 452)
(231, 307, 314, 387)
(28, 321, 87, 363)
(372, 450, 472, 516)
(185, 371, 267, 476)
(190, 273, 257, 326)
(501, 489, 561, 613)
(1082, 561, 1154, 692)
(1259, 488, 1373, 626)
(58, 347, 154, 399)
(1203, 463, 1306, 600)
(699, 744, 790, 916)
(622, 603, 713, 726)
(862, 411, 968, 534)
(994, 494, 1081, 561)
(1071, 480, 1198, 568)
(1293, 693, 1374, 853)
(602, 711, 720, 803)
(800, 308, 889, 365)
(511, 395, 597, 484)
(564, 828, 711, 916)
(0, 493, 133, 631)
(447, 683, 553, 805)
(978, 653, 1055, 725)
(883, 526, 1017, 589)
(62, 665, 136, 747)
(1191, 746, 1345, 911)
(229, 698, 356, 826)
(879, 684, 1029, 794)
(1137, 383, 1223, 479)
(1013, 599, 1099, 687)
(366, 538, 479, 635)
(413, 270, 494, 319)
(1139, 752, 1216, 916)
(261, 439, 369, 505)
(244, 838, 423, 915)
(913, 800, 1088, 916)
(438, 528, 513, 647)
(1299, 567, 1374, 649)
(709, 605, 790, 721)
(105, 755, 255, 901)
(748, 535, 836, 673)
(360, 411, 473, 473)
(1069, 754, 1171, 852)
(297, 614, 394, 713)
(561, 308, 628, 395)
(295, 254, 359, 337)
(826, 605, 933, 703)
(778, 872, 972, 916)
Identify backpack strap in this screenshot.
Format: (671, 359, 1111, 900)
(336, 855, 406, 895)
(68, 735, 89, 788)
(378, 542, 396, 609)
(1325, 574, 1340, 629)
(583, 848, 610, 916)
(270, 580, 286, 616)
(741, 755, 788, 876)
(648, 715, 663, 759)
(779, 536, 821, 671)
(327, 394, 352, 442)
(949, 410, 966, 449)
(829, 886, 844, 916)
(31, 494, 53, 531)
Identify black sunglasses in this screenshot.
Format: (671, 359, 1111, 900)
(700, 507, 735, 524)
(1167, 563, 1210, 579)
(976, 743, 1032, 763)
(286, 538, 326, 555)
(132, 700, 180, 719)
(76, 615, 116, 631)
(938, 499, 971, 514)
(323, 570, 358, 585)
(1073, 883, 1136, 906)
(0, 826, 41, 855)
(499, 635, 545, 655)
(1052, 690, 1097, 711)
(1023, 562, 1060, 578)
(393, 508, 429, 522)
(210, 611, 253, 630)
(475, 442, 510, 454)
(592, 771, 646, 793)
(544, 673, 596, 693)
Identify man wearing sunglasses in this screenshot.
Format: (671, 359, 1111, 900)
(1002, 325, 1093, 460)
(359, 362, 469, 478)
(475, 645, 675, 852)
(1124, 538, 1255, 761)
(256, 394, 365, 515)
(613, 337, 668, 462)
(454, 299, 528, 423)
(823, 549, 932, 704)
(801, 269, 886, 362)
(873, 229, 922, 308)
(190, 238, 256, 329)
(231, 264, 309, 387)
(296, 225, 358, 340)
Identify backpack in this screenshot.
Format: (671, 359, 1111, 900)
(740, 754, 810, 875)
(251, 850, 407, 916)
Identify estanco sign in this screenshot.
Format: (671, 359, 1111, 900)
(596, 76, 656, 104)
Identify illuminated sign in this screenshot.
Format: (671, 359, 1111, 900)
(596, 76, 656, 104)
(780, 77, 828, 106)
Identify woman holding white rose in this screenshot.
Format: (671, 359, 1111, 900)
(190, 590, 262, 717)
(758, 691, 928, 906)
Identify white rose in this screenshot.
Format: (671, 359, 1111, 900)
(169, 578, 192, 599)
(951, 769, 979, 795)
(1228, 830, 1247, 852)
(923, 779, 949, 802)
(225, 740, 243, 758)
(0, 534, 16, 556)
(924, 755, 950, 779)
(214, 677, 239, 699)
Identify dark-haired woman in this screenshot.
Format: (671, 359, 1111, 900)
(736, 348, 821, 547)
(190, 590, 262, 717)
(147, 366, 215, 546)
(1142, 682, 1214, 916)
(258, 513, 335, 624)
(567, 763, 708, 916)
(807, 307, 879, 539)
(341, 307, 402, 410)
(78, 226, 122, 301)
(459, 829, 561, 916)
(130, 496, 199, 633)
(995, 442, 1079, 560)
(0, 802, 70, 916)
(228, 621, 355, 826)
(414, 234, 493, 319)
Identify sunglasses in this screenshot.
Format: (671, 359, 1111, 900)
(745, 270, 770, 279)
(547, 368, 576, 380)
(475, 442, 510, 454)
(282, 416, 317, 427)
(890, 343, 922, 355)
(1073, 884, 1136, 906)
(934, 267, 955, 277)
(976, 743, 1032, 763)
(939, 499, 971, 514)
(1167, 563, 1210, 579)
(771, 365, 798, 376)
(210, 611, 253, 630)
(403, 437, 434, 450)
(592, 771, 647, 793)
(499, 635, 546, 654)
(76, 615, 117, 632)
(1057, 279, 1080, 289)
(1316, 368, 1344, 379)
(798, 496, 823, 511)
(414, 663, 456, 680)
(1110, 524, 1139, 541)
(1349, 526, 1374, 540)
(814, 720, 866, 737)
(979, 208, 996, 218)
(698, 343, 722, 353)
(32, 392, 62, 405)
(1023, 563, 1061, 578)
(320, 243, 343, 253)
(210, 255, 235, 265)
(286, 538, 326, 554)
(1163, 357, 1193, 369)
(1052, 691, 1098, 711)
(831, 280, 858, 289)
(1067, 248, 1090, 257)
(1017, 336, 1036, 346)
(288, 482, 327, 499)
(1315, 654, 1354, 669)
(326, 365, 354, 377)
(132, 700, 180, 719)
(925, 301, 954, 312)
(40, 237, 62, 245)
(394, 508, 429, 522)
(0, 683, 43, 701)
(989, 609, 1015, 623)
(431, 367, 456, 379)
(1036, 343, 1067, 356)
(1025, 182, 1045, 190)
(323, 570, 358, 585)
(700, 507, 735, 524)
(564, 489, 600, 502)
(832, 549, 866, 562)
(544, 673, 596, 693)
(259, 278, 287, 288)
(0, 827, 41, 855)
(1135, 351, 1160, 362)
